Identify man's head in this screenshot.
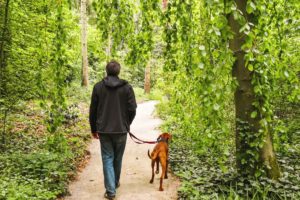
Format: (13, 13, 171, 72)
(106, 60, 121, 76)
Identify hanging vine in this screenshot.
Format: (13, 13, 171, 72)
(161, 0, 235, 158)
(93, 0, 135, 60)
(46, 0, 68, 134)
(125, 0, 161, 67)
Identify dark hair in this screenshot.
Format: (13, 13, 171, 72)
(106, 60, 121, 76)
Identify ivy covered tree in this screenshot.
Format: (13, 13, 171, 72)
(160, 0, 298, 176)
(157, 0, 299, 198)
(228, 0, 280, 178)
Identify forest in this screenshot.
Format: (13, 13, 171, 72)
(0, 0, 299, 199)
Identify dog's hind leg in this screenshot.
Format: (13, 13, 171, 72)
(149, 160, 155, 184)
(164, 159, 168, 179)
(155, 158, 159, 174)
(165, 151, 169, 179)
(159, 158, 167, 191)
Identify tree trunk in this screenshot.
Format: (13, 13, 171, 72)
(228, 0, 280, 179)
(162, 0, 168, 10)
(81, 0, 88, 86)
(106, 31, 112, 62)
(0, 0, 10, 71)
(0, 0, 10, 147)
(144, 62, 151, 94)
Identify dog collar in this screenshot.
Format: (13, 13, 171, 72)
(157, 138, 168, 143)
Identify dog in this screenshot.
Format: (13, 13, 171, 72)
(148, 132, 171, 191)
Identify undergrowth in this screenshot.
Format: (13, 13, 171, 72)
(0, 100, 90, 199)
(134, 87, 163, 103)
(169, 135, 300, 200)
(158, 99, 300, 200)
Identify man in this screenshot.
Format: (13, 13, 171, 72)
(89, 60, 137, 200)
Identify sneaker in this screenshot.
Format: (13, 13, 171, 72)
(104, 192, 115, 200)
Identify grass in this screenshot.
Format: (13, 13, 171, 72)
(134, 87, 163, 103)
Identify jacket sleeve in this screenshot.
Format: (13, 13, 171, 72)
(127, 85, 137, 125)
(89, 85, 98, 133)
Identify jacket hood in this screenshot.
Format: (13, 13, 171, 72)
(103, 76, 127, 88)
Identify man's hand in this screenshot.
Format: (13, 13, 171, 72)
(92, 132, 99, 139)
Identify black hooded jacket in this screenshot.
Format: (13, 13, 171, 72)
(89, 76, 137, 134)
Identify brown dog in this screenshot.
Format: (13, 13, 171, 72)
(148, 132, 171, 191)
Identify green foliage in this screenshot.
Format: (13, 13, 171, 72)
(132, 87, 162, 103)
(228, 0, 300, 176)
(44, 1, 69, 133)
(125, 0, 161, 66)
(159, 0, 236, 158)
(91, 0, 164, 88)
(0, 100, 90, 199)
(0, 0, 81, 136)
(0, 1, 89, 198)
(0, 0, 299, 199)
(0, 151, 70, 199)
(92, 0, 135, 60)
(157, 0, 300, 198)
(169, 134, 300, 199)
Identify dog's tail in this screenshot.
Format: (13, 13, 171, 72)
(148, 149, 158, 160)
(148, 150, 151, 159)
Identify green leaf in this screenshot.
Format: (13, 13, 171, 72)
(248, 64, 254, 71)
(246, 1, 256, 13)
(241, 159, 246, 164)
(198, 63, 204, 69)
(215, 29, 221, 36)
(239, 23, 250, 33)
(199, 45, 205, 51)
(251, 111, 257, 118)
(255, 170, 261, 177)
(213, 103, 220, 111)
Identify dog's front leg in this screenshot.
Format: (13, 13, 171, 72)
(150, 160, 155, 184)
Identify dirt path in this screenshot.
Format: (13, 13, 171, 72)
(65, 101, 180, 200)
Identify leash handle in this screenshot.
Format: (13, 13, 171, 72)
(128, 131, 157, 144)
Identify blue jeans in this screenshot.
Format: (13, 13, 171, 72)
(99, 134, 127, 196)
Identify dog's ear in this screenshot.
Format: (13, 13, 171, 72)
(157, 134, 162, 141)
(166, 133, 171, 140)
